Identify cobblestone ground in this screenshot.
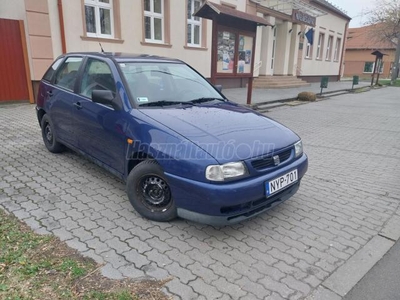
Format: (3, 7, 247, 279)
(1, 87, 400, 300)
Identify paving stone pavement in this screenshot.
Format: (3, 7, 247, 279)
(1, 87, 399, 300)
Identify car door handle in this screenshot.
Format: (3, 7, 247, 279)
(47, 90, 53, 97)
(73, 102, 83, 110)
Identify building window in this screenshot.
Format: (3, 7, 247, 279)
(363, 62, 384, 73)
(364, 62, 374, 73)
(305, 42, 311, 58)
(305, 30, 314, 59)
(271, 26, 277, 69)
(187, 0, 201, 46)
(84, 0, 114, 38)
(144, 0, 164, 43)
(334, 38, 341, 61)
(325, 36, 333, 61)
(316, 33, 324, 59)
(377, 61, 384, 73)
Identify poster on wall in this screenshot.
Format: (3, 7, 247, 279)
(217, 31, 236, 73)
(238, 35, 253, 73)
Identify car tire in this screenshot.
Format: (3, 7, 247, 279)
(127, 160, 177, 222)
(41, 114, 65, 153)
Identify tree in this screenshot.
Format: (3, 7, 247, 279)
(365, 0, 400, 83)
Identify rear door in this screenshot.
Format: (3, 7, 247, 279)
(46, 56, 84, 146)
(72, 57, 127, 174)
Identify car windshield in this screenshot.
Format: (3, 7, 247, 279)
(118, 62, 223, 107)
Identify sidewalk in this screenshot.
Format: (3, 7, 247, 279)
(223, 80, 371, 105)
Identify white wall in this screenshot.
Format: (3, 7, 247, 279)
(60, 0, 214, 77)
(0, 0, 26, 20)
(300, 12, 347, 76)
(47, 0, 62, 59)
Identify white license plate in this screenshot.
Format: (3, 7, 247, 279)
(266, 170, 298, 196)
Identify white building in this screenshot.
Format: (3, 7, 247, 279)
(0, 0, 350, 103)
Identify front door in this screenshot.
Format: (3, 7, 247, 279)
(72, 57, 127, 174)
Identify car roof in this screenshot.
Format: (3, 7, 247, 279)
(64, 52, 184, 64)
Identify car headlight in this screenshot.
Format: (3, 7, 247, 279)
(206, 162, 247, 181)
(294, 140, 303, 158)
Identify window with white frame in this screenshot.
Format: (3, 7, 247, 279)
(363, 62, 374, 73)
(144, 0, 164, 43)
(84, 0, 114, 38)
(325, 36, 333, 61)
(334, 38, 341, 61)
(305, 42, 311, 58)
(316, 33, 324, 59)
(364, 61, 384, 73)
(187, 0, 202, 46)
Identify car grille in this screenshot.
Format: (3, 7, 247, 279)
(251, 148, 292, 170)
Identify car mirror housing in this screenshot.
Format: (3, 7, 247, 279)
(215, 85, 223, 92)
(92, 90, 119, 109)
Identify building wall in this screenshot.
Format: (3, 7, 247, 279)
(300, 12, 346, 78)
(0, 0, 54, 81)
(344, 49, 395, 79)
(24, 0, 54, 80)
(53, 0, 215, 78)
(1, 0, 350, 88)
(251, 0, 348, 81)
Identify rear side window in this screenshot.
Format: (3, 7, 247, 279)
(79, 58, 116, 98)
(54, 57, 83, 91)
(43, 57, 64, 82)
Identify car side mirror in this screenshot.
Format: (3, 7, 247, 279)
(215, 85, 223, 92)
(92, 90, 119, 109)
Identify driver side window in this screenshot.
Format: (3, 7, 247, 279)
(80, 58, 116, 99)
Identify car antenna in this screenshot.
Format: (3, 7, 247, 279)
(99, 42, 105, 53)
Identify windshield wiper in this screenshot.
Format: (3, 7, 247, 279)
(139, 100, 195, 107)
(188, 97, 227, 104)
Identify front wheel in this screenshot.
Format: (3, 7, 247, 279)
(41, 114, 64, 153)
(127, 160, 177, 222)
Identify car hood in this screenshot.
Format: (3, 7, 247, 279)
(139, 102, 299, 163)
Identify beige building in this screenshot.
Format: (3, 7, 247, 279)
(0, 0, 350, 102)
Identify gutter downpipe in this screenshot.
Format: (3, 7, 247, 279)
(58, 0, 67, 54)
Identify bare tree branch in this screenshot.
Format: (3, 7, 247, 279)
(364, 0, 400, 46)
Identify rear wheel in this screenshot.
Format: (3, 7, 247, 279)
(41, 114, 64, 153)
(127, 160, 177, 222)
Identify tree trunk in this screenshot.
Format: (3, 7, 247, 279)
(391, 35, 400, 84)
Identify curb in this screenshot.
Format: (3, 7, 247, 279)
(305, 213, 400, 300)
(251, 85, 377, 111)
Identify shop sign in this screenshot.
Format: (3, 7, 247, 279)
(292, 9, 316, 27)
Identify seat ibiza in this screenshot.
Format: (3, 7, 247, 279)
(36, 53, 308, 225)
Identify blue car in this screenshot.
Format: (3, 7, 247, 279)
(36, 53, 308, 225)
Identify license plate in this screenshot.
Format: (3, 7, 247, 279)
(266, 170, 298, 196)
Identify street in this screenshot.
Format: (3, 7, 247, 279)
(343, 239, 400, 300)
(0, 87, 399, 299)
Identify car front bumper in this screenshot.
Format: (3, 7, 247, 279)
(165, 153, 308, 226)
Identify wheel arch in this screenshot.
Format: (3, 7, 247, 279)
(37, 108, 46, 127)
(127, 152, 156, 176)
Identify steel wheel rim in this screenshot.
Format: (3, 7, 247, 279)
(44, 123, 53, 143)
(139, 175, 172, 212)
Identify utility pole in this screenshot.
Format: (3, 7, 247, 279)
(391, 35, 400, 84)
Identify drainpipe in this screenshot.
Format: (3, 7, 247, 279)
(338, 21, 349, 81)
(58, 0, 67, 54)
